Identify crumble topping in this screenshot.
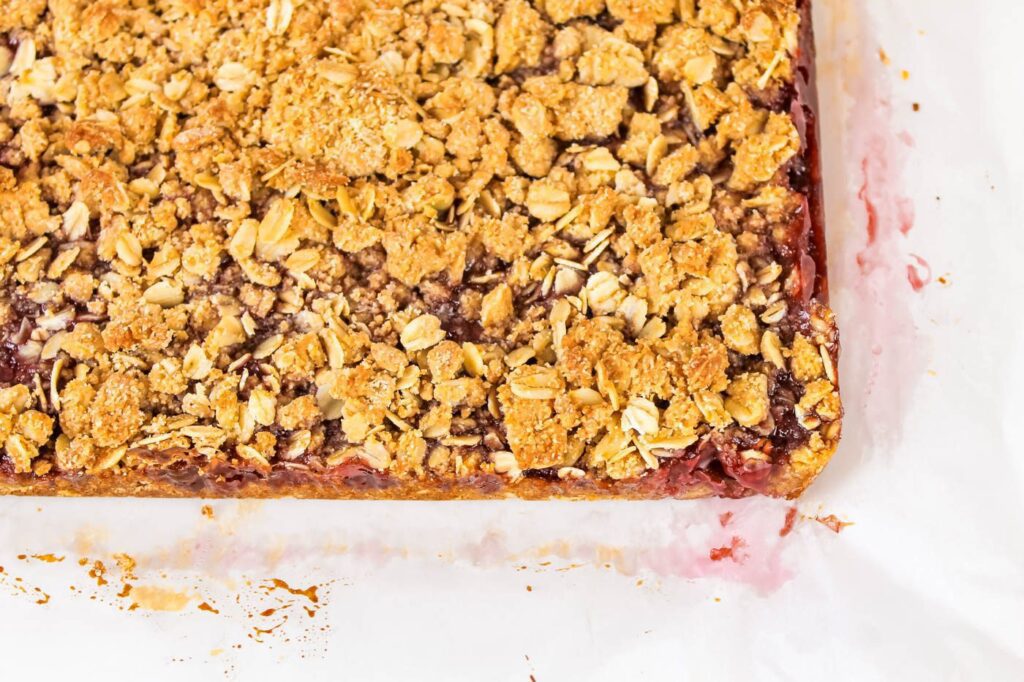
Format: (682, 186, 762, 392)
(0, 0, 840, 495)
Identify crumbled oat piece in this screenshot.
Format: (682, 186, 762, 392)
(62, 323, 104, 361)
(500, 386, 569, 470)
(0, 386, 29, 415)
(790, 333, 825, 381)
(607, 0, 675, 41)
(509, 366, 563, 401)
(427, 341, 464, 383)
(479, 214, 532, 262)
(693, 391, 733, 429)
(760, 330, 786, 369)
(577, 30, 649, 87)
(277, 396, 320, 431)
(401, 314, 447, 352)
(724, 372, 770, 428)
(527, 180, 572, 222)
(653, 25, 719, 85)
(728, 113, 801, 191)
(149, 358, 188, 396)
(495, 0, 552, 74)
(91, 373, 148, 448)
(544, 0, 606, 23)
(720, 304, 761, 355)
(248, 390, 277, 427)
(586, 271, 625, 315)
(393, 430, 427, 477)
(5, 434, 37, 474)
(182, 345, 213, 381)
(522, 77, 628, 141)
(622, 397, 659, 436)
(57, 436, 96, 473)
(683, 335, 731, 393)
(16, 410, 53, 445)
(481, 283, 515, 329)
(265, 61, 418, 178)
(57, 380, 94, 439)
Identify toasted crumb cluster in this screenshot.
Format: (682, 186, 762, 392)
(0, 0, 839, 497)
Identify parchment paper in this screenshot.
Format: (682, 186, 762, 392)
(2, 1, 1022, 679)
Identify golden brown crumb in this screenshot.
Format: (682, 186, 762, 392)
(91, 373, 148, 448)
(277, 396, 320, 432)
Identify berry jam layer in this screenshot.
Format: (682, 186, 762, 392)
(0, 0, 839, 499)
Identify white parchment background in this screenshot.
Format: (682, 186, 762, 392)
(1, 1, 1022, 679)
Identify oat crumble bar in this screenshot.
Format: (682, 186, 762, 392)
(0, 0, 840, 499)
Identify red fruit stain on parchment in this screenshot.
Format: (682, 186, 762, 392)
(779, 507, 799, 537)
(709, 537, 746, 563)
(906, 254, 932, 291)
(816, 2, 932, 448)
(857, 157, 917, 251)
(855, 131, 924, 291)
(449, 500, 804, 593)
(852, 22, 940, 300)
